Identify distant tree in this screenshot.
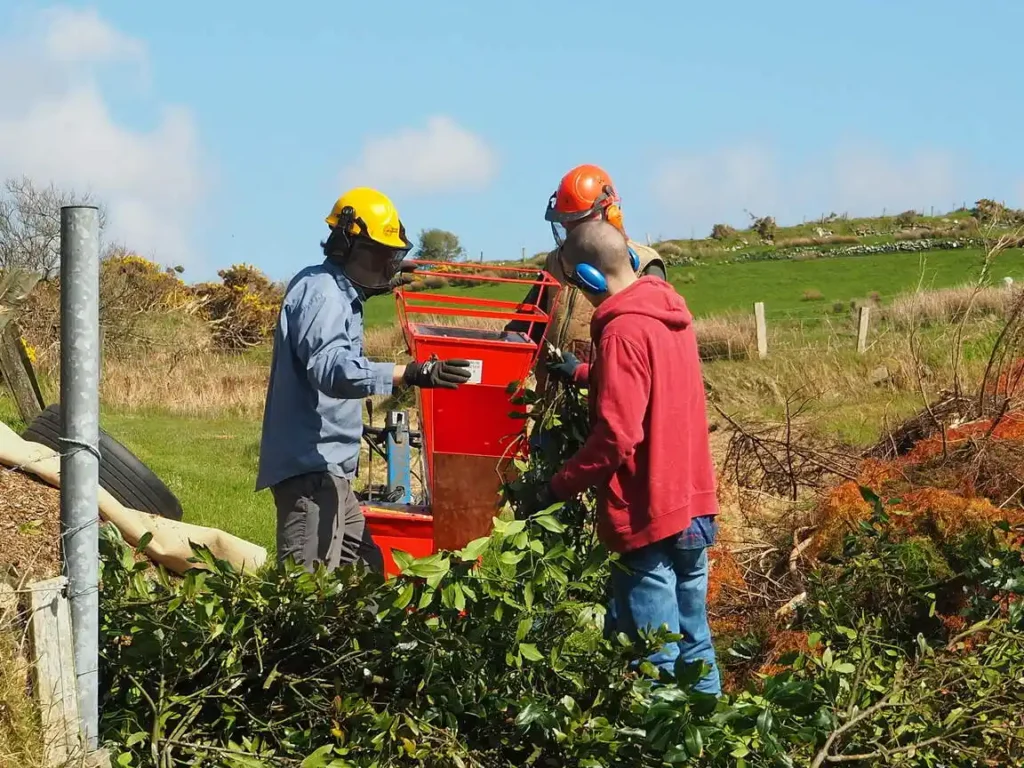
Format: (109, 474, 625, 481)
(415, 228, 465, 262)
(0, 176, 107, 280)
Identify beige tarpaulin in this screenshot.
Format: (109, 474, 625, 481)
(0, 420, 267, 574)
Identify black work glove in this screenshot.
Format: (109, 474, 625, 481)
(546, 350, 581, 383)
(389, 261, 420, 289)
(519, 483, 558, 518)
(403, 359, 473, 390)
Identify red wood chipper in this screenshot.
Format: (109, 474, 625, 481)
(359, 261, 561, 577)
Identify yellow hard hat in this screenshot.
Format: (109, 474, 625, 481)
(325, 187, 411, 250)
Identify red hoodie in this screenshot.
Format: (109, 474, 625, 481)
(549, 276, 719, 553)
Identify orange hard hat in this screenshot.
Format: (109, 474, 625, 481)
(544, 164, 624, 246)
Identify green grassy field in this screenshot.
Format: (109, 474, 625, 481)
(670, 248, 1024, 318)
(365, 248, 1024, 327)
(97, 410, 276, 550)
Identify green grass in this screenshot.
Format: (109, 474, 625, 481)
(671, 248, 1024, 319)
(97, 410, 275, 551)
(0, 397, 276, 553)
(364, 247, 1024, 327)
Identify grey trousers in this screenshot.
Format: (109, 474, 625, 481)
(271, 471, 384, 573)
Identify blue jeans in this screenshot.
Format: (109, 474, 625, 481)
(604, 515, 721, 695)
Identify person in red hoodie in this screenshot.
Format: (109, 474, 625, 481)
(538, 218, 721, 695)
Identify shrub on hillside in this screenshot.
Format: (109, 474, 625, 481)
(971, 198, 1024, 226)
(895, 209, 919, 228)
(444, 269, 501, 288)
(421, 275, 448, 290)
(956, 216, 979, 233)
(752, 215, 776, 242)
(19, 248, 195, 360)
(100, 249, 190, 310)
(893, 228, 943, 241)
(777, 235, 860, 248)
(653, 241, 683, 257)
(710, 223, 736, 240)
(194, 263, 283, 350)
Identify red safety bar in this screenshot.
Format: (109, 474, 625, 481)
(395, 260, 560, 351)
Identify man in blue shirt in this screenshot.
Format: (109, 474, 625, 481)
(257, 187, 472, 573)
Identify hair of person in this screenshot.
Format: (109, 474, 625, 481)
(561, 218, 633, 276)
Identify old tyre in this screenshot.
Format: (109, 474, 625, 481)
(21, 404, 184, 521)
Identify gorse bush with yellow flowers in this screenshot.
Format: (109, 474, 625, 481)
(192, 263, 284, 350)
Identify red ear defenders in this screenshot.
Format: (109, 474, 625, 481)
(562, 246, 641, 294)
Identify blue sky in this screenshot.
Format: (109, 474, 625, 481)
(2, 1, 1023, 281)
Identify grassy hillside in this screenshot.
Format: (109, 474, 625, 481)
(652, 208, 986, 261)
(668, 247, 1024, 318)
(496, 203, 1019, 267)
(365, 246, 1024, 327)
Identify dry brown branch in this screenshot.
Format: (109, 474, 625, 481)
(714, 397, 859, 500)
(788, 526, 816, 578)
(863, 390, 975, 460)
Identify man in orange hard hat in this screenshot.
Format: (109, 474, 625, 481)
(506, 164, 667, 393)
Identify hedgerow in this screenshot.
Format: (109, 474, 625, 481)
(97, 388, 1024, 766)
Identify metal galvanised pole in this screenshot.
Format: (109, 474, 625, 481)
(59, 205, 101, 751)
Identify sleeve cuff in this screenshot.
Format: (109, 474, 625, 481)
(572, 364, 590, 385)
(373, 362, 395, 396)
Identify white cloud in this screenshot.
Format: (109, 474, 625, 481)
(652, 141, 970, 235)
(341, 115, 498, 195)
(0, 6, 205, 269)
(42, 6, 146, 65)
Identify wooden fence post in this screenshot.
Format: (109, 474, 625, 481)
(0, 271, 45, 421)
(857, 306, 871, 354)
(29, 576, 84, 766)
(754, 302, 768, 359)
(0, 319, 45, 422)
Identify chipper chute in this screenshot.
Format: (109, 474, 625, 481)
(361, 261, 561, 577)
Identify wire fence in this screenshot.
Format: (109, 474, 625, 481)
(696, 284, 1023, 362)
(696, 301, 875, 362)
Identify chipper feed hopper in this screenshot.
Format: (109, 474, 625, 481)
(360, 261, 561, 577)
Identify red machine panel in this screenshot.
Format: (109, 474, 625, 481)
(396, 262, 560, 552)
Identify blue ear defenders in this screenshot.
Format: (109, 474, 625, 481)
(563, 246, 641, 294)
